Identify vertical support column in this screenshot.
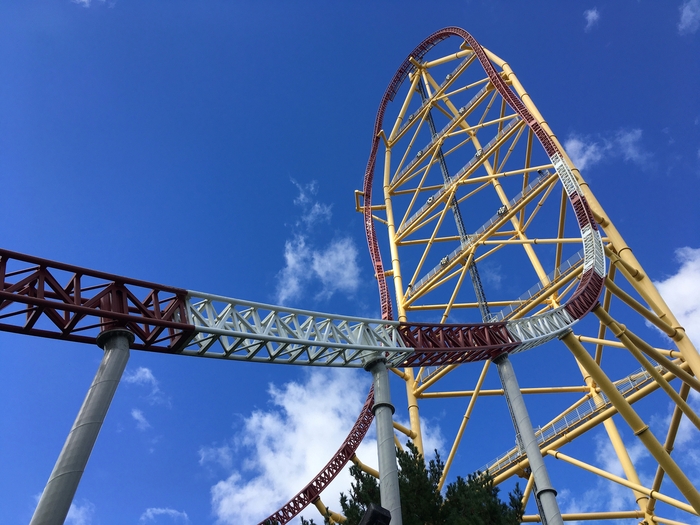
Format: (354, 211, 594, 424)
(494, 354, 563, 525)
(30, 329, 134, 525)
(365, 357, 403, 525)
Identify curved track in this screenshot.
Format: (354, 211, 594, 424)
(260, 27, 606, 524)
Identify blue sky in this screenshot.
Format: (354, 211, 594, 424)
(1, 1, 700, 524)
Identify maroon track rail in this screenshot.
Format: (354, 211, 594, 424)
(265, 27, 605, 524)
(257, 389, 375, 525)
(362, 26, 603, 329)
(0, 248, 194, 352)
(0, 28, 605, 525)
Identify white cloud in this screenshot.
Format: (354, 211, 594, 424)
(678, 0, 700, 35)
(66, 500, 95, 525)
(291, 179, 333, 227)
(131, 408, 151, 431)
(198, 444, 233, 470)
(276, 180, 360, 305)
(124, 367, 170, 406)
(311, 238, 360, 300)
(276, 236, 312, 304)
(564, 129, 650, 172)
(615, 129, 650, 165)
(653, 247, 700, 346)
(564, 136, 606, 171)
(584, 8, 600, 32)
(139, 507, 189, 523)
(72, 0, 111, 7)
(206, 370, 378, 524)
(276, 235, 360, 304)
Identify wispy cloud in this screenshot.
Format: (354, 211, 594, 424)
(131, 408, 151, 431)
(72, 0, 115, 7)
(615, 129, 650, 165)
(139, 507, 189, 523)
(123, 367, 170, 406)
(584, 8, 600, 32)
(65, 500, 95, 525)
(199, 443, 233, 470)
(679, 0, 700, 35)
(564, 128, 651, 172)
(276, 180, 360, 305)
(653, 247, 700, 346)
(564, 136, 605, 171)
(276, 235, 360, 304)
(205, 370, 378, 524)
(291, 179, 333, 228)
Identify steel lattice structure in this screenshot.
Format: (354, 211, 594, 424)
(5, 27, 700, 525)
(358, 27, 700, 524)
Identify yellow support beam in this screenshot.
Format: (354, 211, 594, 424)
(562, 331, 700, 514)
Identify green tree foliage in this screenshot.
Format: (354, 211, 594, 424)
(301, 442, 523, 525)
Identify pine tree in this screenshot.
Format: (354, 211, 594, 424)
(300, 442, 523, 525)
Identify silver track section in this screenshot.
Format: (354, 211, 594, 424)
(182, 291, 411, 367)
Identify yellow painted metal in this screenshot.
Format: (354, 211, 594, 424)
(521, 471, 535, 510)
(393, 420, 417, 439)
(623, 331, 698, 390)
(593, 307, 700, 429)
(574, 348, 650, 515)
(313, 497, 347, 524)
(351, 454, 380, 479)
(547, 449, 698, 516)
(562, 332, 700, 514)
(604, 275, 678, 338)
(419, 386, 589, 399)
(492, 365, 683, 485)
(647, 382, 690, 515)
(437, 360, 489, 491)
(364, 38, 700, 522)
(594, 264, 615, 364)
(522, 511, 644, 522)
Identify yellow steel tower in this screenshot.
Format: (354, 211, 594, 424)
(359, 27, 700, 524)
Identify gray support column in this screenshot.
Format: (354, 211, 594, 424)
(365, 357, 403, 525)
(30, 329, 134, 525)
(494, 354, 563, 525)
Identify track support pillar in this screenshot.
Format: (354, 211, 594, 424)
(365, 357, 402, 525)
(30, 329, 134, 525)
(495, 354, 563, 525)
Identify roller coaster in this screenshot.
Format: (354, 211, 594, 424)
(8, 27, 700, 525)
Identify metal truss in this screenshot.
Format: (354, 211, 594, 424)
(8, 27, 700, 525)
(359, 27, 700, 525)
(181, 291, 410, 367)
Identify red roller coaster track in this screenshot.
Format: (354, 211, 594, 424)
(0, 27, 605, 525)
(259, 26, 604, 524)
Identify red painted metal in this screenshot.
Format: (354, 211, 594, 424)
(0, 248, 194, 352)
(397, 322, 519, 366)
(564, 270, 604, 320)
(570, 192, 599, 231)
(257, 388, 375, 525)
(361, 27, 603, 329)
(0, 29, 608, 525)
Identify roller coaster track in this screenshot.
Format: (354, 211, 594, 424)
(2, 28, 610, 524)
